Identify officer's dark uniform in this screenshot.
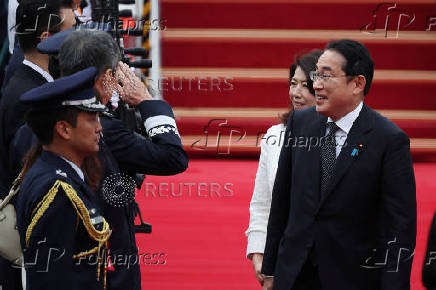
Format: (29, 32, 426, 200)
(98, 100, 187, 290)
(15, 67, 111, 290)
(16, 151, 110, 290)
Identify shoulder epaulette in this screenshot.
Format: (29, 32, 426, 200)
(100, 111, 114, 119)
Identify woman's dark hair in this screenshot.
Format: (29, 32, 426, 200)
(15, 0, 71, 52)
(20, 143, 43, 184)
(279, 49, 323, 125)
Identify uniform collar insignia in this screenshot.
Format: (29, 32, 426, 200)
(56, 169, 67, 178)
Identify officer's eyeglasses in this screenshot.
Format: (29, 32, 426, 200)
(309, 71, 350, 82)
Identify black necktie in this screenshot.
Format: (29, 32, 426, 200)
(320, 122, 340, 198)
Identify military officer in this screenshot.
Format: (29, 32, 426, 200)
(15, 67, 111, 290)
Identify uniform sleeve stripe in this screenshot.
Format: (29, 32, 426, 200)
(144, 115, 177, 132)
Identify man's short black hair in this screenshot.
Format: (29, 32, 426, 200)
(26, 107, 80, 145)
(325, 39, 374, 96)
(15, 0, 71, 52)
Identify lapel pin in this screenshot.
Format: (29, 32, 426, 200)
(351, 143, 364, 157)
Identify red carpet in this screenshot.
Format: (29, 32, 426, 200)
(135, 159, 436, 290)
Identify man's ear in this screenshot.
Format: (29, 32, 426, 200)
(353, 75, 366, 95)
(94, 73, 104, 91)
(94, 69, 112, 89)
(39, 31, 52, 42)
(54, 121, 73, 140)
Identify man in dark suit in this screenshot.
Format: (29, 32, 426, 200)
(423, 212, 436, 289)
(0, 0, 76, 196)
(261, 39, 417, 290)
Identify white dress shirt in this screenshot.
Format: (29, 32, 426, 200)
(22, 59, 54, 83)
(60, 157, 85, 182)
(8, 0, 18, 53)
(246, 123, 286, 257)
(326, 101, 363, 158)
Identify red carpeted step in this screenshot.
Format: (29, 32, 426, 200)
(162, 29, 436, 70)
(173, 108, 436, 160)
(161, 0, 436, 31)
(160, 68, 436, 110)
(179, 134, 436, 161)
(174, 109, 436, 139)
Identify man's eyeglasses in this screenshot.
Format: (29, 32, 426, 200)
(309, 71, 350, 82)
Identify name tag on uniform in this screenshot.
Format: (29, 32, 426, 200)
(91, 215, 104, 226)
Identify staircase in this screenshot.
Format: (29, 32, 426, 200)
(160, 0, 436, 160)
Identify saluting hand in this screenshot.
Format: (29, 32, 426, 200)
(116, 61, 152, 106)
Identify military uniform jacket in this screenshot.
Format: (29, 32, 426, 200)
(10, 100, 188, 290)
(16, 151, 110, 290)
(98, 99, 188, 290)
(0, 63, 47, 196)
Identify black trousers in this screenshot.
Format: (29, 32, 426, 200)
(291, 258, 322, 290)
(0, 256, 22, 290)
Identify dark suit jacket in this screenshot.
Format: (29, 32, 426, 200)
(262, 104, 417, 290)
(423, 212, 436, 288)
(0, 62, 47, 196)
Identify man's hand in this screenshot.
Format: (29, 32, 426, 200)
(251, 253, 265, 286)
(262, 277, 273, 290)
(116, 61, 152, 106)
